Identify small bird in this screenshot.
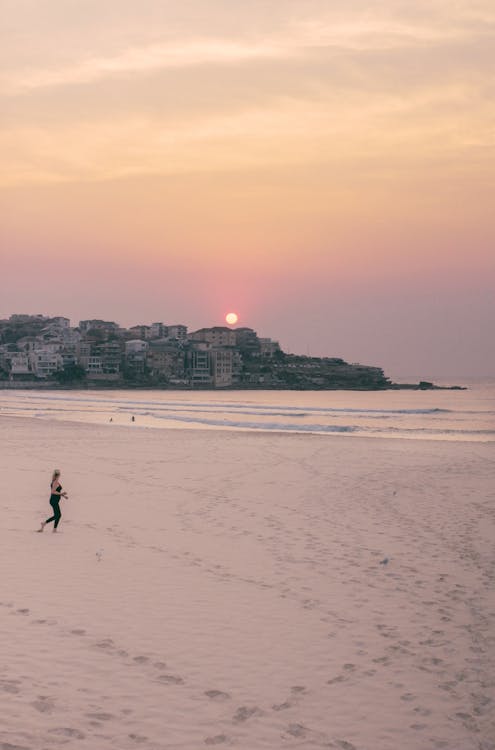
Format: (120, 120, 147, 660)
(379, 558, 389, 565)
(96, 548, 104, 562)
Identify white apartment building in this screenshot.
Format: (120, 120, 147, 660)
(125, 339, 149, 355)
(29, 349, 63, 378)
(189, 346, 213, 386)
(85, 357, 103, 375)
(9, 353, 31, 376)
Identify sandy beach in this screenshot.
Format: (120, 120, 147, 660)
(1, 415, 494, 750)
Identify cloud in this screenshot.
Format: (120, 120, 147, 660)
(1, 1, 493, 188)
(1, 11, 490, 94)
(1, 81, 492, 188)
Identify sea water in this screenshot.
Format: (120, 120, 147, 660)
(1, 379, 494, 442)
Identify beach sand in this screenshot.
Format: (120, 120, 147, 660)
(1, 416, 494, 750)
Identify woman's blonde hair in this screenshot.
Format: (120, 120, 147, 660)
(52, 469, 61, 479)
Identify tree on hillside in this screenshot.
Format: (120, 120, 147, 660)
(53, 364, 87, 384)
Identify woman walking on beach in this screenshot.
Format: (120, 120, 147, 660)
(38, 470, 68, 533)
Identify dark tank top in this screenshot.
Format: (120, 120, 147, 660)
(50, 483, 62, 501)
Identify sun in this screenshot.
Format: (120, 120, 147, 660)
(225, 312, 238, 326)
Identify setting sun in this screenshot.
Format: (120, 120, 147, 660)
(225, 312, 238, 325)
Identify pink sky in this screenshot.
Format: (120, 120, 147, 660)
(1, 0, 494, 377)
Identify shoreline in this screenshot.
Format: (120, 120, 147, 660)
(0, 412, 487, 444)
(0, 381, 467, 391)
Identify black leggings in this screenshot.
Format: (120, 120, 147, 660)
(46, 497, 61, 529)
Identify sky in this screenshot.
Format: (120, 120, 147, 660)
(1, 0, 494, 378)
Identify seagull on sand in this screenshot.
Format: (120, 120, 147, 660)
(379, 558, 389, 565)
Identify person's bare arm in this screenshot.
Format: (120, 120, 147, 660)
(51, 479, 67, 497)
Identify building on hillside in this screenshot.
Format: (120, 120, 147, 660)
(124, 340, 149, 377)
(58, 327, 81, 345)
(60, 345, 77, 368)
(150, 322, 167, 339)
(259, 338, 280, 357)
(189, 326, 236, 347)
(77, 340, 122, 377)
(48, 317, 70, 330)
(128, 325, 152, 340)
(15, 337, 39, 353)
(234, 327, 260, 356)
(9, 314, 47, 323)
(125, 340, 149, 355)
(79, 319, 119, 335)
(8, 353, 31, 378)
(166, 324, 188, 341)
(186, 344, 213, 386)
(210, 348, 233, 387)
(28, 349, 63, 378)
(96, 341, 122, 375)
(76, 344, 103, 375)
(85, 356, 103, 376)
(76, 341, 91, 369)
(147, 342, 185, 380)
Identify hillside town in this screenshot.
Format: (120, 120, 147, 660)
(0, 313, 392, 390)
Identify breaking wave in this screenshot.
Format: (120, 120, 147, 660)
(1, 386, 494, 442)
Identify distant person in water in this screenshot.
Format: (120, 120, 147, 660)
(38, 470, 68, 533)
(131, 416, 135, 422)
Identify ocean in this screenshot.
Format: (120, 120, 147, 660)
(1, 379, 494, 442)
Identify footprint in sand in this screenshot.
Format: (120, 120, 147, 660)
(132, 656, 149, 664)
(232, 706, 263, 723)
(372, 656, 390, 666)
(49, 727, 86, 739)
(290, 685, 307, 694)
(204, 690, 231, 701)
(31, 696, 55, 713)
(71, 628, 86, 635)
(86, 712, 114, 721)
(327, 675, 346, 685)
(272, 701, 291, 711)
(16, 608, 30, 615)
(94, 639, 114, 650)
(156, 674, 184, 685)
(414, 706, 432, 717)
(0, 679, 21, 694)
(286, 724, 307, 738)
(204, 735, 228, 745)
(129, 734, 148, 744)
